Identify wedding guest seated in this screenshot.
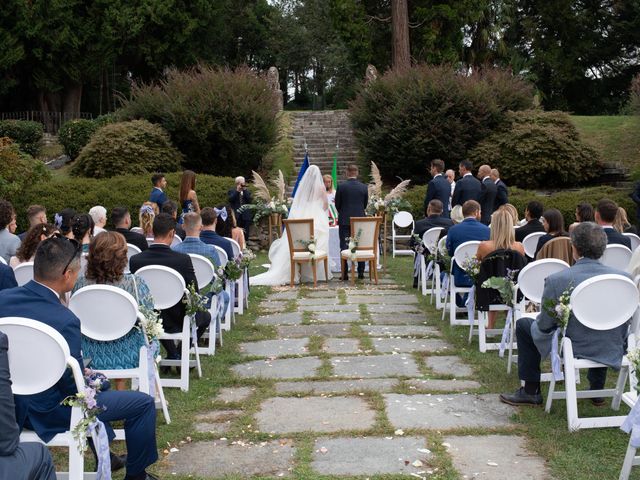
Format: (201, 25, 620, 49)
(161, 201, 186, 240)
(0, 235, 159, 480)
(476, 208, 525, 328)
(534, 209, 568, 258)
(139, 203, 157, 240)
(71, 213, 94, 253)
(515, 200, 544, 242)
(0, 200, 21, 264)
(0, 263, 17, 291)
(112, 207, 148, 252)
(72, 232, 154, 390)
(614, 206, 637, 235)
(412, 200, 453, 248)
(596, 199, 632, 249)
(200, 207, 234, 260)
(54, 208, 76, 239)
(130, 214, 211, 361)
(568, 202, 594, 233)
(0, 331, 56, 480)
(89, 206, 108, 236)
(214, 205, 245, 249)
(500, 222, 631, 407)
(10, 223, 57, 268)
(18, 204, 47, 240)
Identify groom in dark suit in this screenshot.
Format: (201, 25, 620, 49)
(423, 159, 451, 218)
(335, 164, 369, 280)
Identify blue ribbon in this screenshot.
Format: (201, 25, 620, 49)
(216, 291, 226, 333)
(466, 285, 475, 326)
(622, 400, 640, 448)
(229, 281, 236, 313)
(425, 260, 434, 281)
(90, 419, 112, 480)
(551, 329, 564, 381)
(441, 274, 449, 300)
(499, 309, 513, 357)
(147, 342, 158, 398)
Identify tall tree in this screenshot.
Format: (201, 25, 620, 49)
(391, 0, 411, 70)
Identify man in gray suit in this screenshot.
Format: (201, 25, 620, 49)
(0, 331, 56, 480)
(500, 222, 632, 406)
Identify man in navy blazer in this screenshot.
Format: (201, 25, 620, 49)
(596, 199, 632, 249)
(446, 200, 490, 289)
(477, 164, 497, 225)
(423, 159, 451, 217)
(199, 207, 235, 260)
(335, 164, 369, 280)
(451, 160, 481, 208)
(148, 173, 167, 210)
(0, 236, 159, 480)
(491, 168, 508, 209)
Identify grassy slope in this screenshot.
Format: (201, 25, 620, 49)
(571, 115, 640, 169)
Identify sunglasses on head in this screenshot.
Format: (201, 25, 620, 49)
(47, 233, 81, 274)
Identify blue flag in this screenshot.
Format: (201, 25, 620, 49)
(292, 151, 309, 198)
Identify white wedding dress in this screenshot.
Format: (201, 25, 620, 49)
(251, 165, 332, 286)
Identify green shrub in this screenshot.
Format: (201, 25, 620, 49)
(13, 172, 235, 232)
(117, 65, 278, 175)
(262, 112, 294, 182)
(469, 110, 602, 189)
(58, 119, 99, 160)
(0, 120, 43, 156)
(0, 139, 50, 201)
(71, 120, 183, 178)
(349, 65, 533, 181)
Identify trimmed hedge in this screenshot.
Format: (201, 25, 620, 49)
(404, 184, 636, 227)
(58, 119, 99, 160)
(468, 110, 602, 189)
(71, 120, 183, 178)
(0, 120, 43, 156)
(0, 139, 50, 200)
(13, 172, 236, 232)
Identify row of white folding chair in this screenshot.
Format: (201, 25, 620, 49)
(189, 253, 223, 355)
(392, 211, 414, 257)
(442, 240, 481, 326)
(228, 238, 249, 314)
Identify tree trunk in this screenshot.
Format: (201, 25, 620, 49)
(391, 0, 411, 71)
(62, 83, 83, 117)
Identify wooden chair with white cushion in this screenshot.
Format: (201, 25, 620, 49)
(283, 218, 329, 288)
(340, 216, 382, 286)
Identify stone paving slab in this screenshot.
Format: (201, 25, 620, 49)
(239, 338, 309, 358)
(425, 356, 474, 377)
(265, 291, 299, 301)
(256, 397, 376, 433)
(444, 435, 552, 479)
(368, 313, 427, 325)
(276, 324, 353, 338)
(306, 290, 341, 298)
(213, 386, 254, 403)
(261, 301, 291, 312)
(193, 409, 241, 434)
(348, 294, 420, 305)
(406, 379, 482, 392)
(362, 325, 441, 337)
(372, 337, 452, 353)
(255, 312, 304, 325)
(297, 297, 340, 306)
(322, 338, 362, 354)
(384, 394, 516, 430)
(313, 311, 362, 323)
(165, 439, 296, 477)
(232, 357, 322, 379)
(345, 289, 407, 295)
(312, 436, 431, 476)
(301, 304, 361, 312)
(331, 354, 421, 378)
(366, 304, 422, 313)
(275, 378, 399, 394)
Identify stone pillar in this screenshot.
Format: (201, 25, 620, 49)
(267, 67, 283, 112)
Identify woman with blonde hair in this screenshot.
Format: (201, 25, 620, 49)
(139, 202, 157, 238)
(499, 203, 519, 226)
(614, 206, 637, 234)
(180, 170, 200, 218)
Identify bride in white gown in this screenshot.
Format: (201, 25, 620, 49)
(251, 165, 332, 286)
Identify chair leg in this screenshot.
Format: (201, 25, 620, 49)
(290, 260, 295, 287)
(562, 341, 580, 431)
(369, 261, 373, 281)
(324, 258, 329, 283)
(68, 441, 84, 480)
(154, 363, 171, 424)
(350, 261, 355, 286)
(374, 260, 379, 284)
(619, 442, 637, 480)
(312, 260, 317, 288)
(180, 330, 190, 392)
(612, 365, 629, 410)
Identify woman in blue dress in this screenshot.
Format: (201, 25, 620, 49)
(179, 170, 200, 223)
(72, 231, 155, 390)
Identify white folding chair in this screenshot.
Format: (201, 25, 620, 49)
(433, 236, 448, 310)
(392, 211, 414, 257)
(619, 331, 640, 480)
(130, 226, 143, 234)
(545, 274, 638, 431)
(135, 265, 202, 391)
(418, 227, 444, 297)
(443, 241, 481, 326)
(126, 243, 142, 273)
(12, 261, 34, 286)
(601, 244, 633, 270)
(228, 238, 248, 313)
(171, 235, 182, 248)
(69, 285, 170, 425)
(188, 253, 220, 354)
(215, 246, 234, 329)
(624, 233, 640, 252)
(522, 232, 546, 259)
(1, 317, 93, 479)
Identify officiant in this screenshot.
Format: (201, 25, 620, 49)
(228, 176, 253, 234)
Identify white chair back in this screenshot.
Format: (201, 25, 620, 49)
(135, 265, 186, 310)
(625, 233, 640, 251)
(570, 274, 638, 330)
(130, 227, 143, 234)
(0, 256, 6, 265)
(422, 227, 444, 254)
(438, 236, 447, 256)
(393, 211, 414, 228)
(188, 253, 215, 290)
(127, 243, 142, 259)
(453, 241, 481, 270)
(351, 217, 381, 251)
(522, 232, 546, 258)
(171, 235, 182, 247)
(228, 238, 242, 258)
(215, 246, 229, 267)
(601, 244, 632, 270)
(69, 285, 138, 341)
(0, 317, 84, 394)
(517, 259, 570, 304)
(13, 261, 34, 286)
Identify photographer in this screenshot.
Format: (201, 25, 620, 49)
(228, 176, 253, 234)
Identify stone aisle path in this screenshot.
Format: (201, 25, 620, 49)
(165, 278, 552, 479)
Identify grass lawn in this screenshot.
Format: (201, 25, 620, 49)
(571, 115, 640, 170)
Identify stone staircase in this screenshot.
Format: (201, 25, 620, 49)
(288, 110, 359, 194)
